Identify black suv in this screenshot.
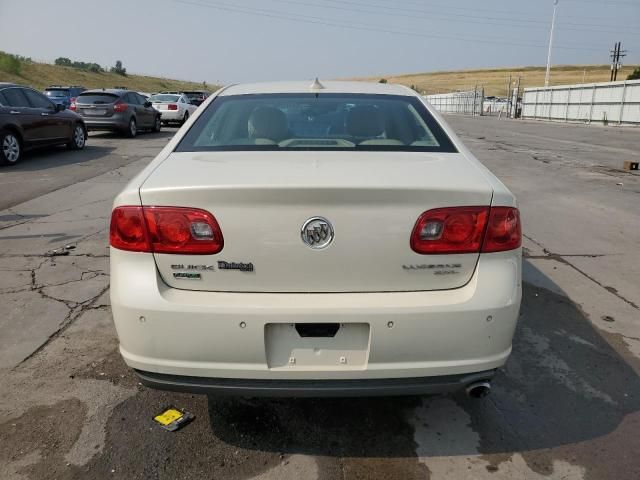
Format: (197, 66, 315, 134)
(0, 83, 87, 166)
(182, 91, 210, 106)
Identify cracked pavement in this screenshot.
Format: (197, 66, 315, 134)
(1, 119, 639, 479)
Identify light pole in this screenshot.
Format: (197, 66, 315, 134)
(544, 0, 559, 87)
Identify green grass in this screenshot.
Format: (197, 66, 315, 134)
(0, 57, 219, 93)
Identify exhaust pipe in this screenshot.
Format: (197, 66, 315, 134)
(465, 381, 491, 399)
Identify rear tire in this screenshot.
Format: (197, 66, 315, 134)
(0, 129, 21, 166)
(125, 117, 137, 138)
(67, 124, 86, 150)
(152, 115, 162, 133)
(182, 112, 189, 125)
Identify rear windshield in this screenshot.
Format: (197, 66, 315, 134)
(184, 92, 205, 98)
(176, 93, 456, 152)
(150, 94, 180, 102)
(45, 89, 70, 97)
(76, 93, 119, 104)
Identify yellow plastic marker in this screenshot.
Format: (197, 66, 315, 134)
(153, 407, 194, 431)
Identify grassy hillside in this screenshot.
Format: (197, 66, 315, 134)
(0, 58, 218, 93)
(363, 65, 637, 97)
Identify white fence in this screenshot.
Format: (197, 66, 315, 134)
(424, 90, 483, 116)
(522, 79, 640, 125)
(483, 99, 509, 116)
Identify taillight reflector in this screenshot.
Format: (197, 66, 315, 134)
(410, 206, 521, 254)
(110, 206, 223, 254)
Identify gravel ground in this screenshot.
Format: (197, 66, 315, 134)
(1, 118, 639, 479)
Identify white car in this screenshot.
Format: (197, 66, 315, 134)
(110, 80, 522, 398)
(149, 93, 197, 125)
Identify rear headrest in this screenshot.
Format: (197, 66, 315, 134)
(346, 106, 385, 138)
(248, 107, 288, 141)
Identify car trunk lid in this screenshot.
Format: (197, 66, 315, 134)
(139, 151, 493, 293)
(75, 93, 119, 118)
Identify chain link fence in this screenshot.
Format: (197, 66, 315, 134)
(424, 88, 484, 116)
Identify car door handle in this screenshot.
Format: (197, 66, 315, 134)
(10, 110, 20, 114)
(41, 112, 49, 116)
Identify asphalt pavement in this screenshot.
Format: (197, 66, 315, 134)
(1, 118, 639, 480)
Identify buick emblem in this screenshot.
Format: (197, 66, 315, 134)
(301, 217, 334, 249)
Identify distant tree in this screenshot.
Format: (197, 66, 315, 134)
(55, 57, 72, 66)
(110, 60, 127, 76)
(0, 51, 21, 74)
(378, 78, 387, 83)
(13, 54, 32, 63)
(628, 67, 640, 80)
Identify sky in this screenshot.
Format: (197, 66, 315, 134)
(0, 0, 638, 84)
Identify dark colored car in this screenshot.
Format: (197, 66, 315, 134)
(74, 89, 161, 137)
(0, 82, 87, 166)
(182, 90, 210, 106)
(43, 85, 86, 108)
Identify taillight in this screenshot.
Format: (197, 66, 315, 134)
(410, 206, 521, 254)
(69, 102, 76, 111)
(70, 97, 76, 103)
(110, 206, 224, 254)
(168, 104, 178, 110)
(113, 101, 128, 112)
(411, 206, 489, 254)
(481, 207, 521, 253)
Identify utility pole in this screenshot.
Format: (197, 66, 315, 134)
(610, 42, 619, 81)
(610, 41, 627, 82)
(515, 76, 521, 118)
(507, 74, 512, 117)
(545, 0, 559, 87)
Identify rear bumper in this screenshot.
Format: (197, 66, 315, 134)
(111, 248, 521, 392)
(159, 110, 183, 121)
(82, 114, 128, 130)
(136, 369, 497, 397)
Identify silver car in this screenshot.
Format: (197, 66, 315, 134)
(74, 89, 161, 137)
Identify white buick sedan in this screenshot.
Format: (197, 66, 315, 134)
(110, 80, 521, 398)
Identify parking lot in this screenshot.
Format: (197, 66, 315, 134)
(1, 117, 639, 479)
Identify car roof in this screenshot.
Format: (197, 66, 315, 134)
(0, 82, 20, 89)
(80, 89, 128, 95)
(219, 80, 415, 97)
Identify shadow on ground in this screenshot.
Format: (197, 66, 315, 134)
(3, 262, 639, 479)
(5, 145, 116, 172)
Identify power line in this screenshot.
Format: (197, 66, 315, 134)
(174, 0, 612, 52)
(399, 0, 639, 12)
(315, 0, 640, 32)
(266, 0, 640, 36)
(562, 0, 639, 6)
